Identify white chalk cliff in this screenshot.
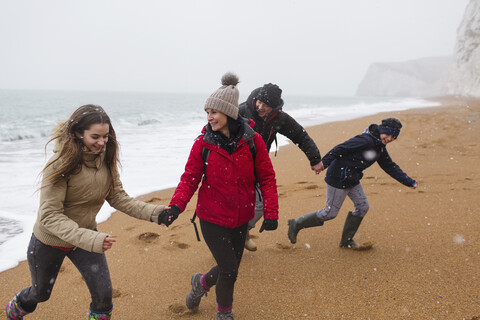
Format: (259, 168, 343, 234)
(356, 0, 480, 98)
(356, 57, 452, 97)
(446, 0, 480, 97)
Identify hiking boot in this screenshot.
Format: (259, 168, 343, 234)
(6, 294, 30, 320)
(244, 230, 257, 251)
(186, 273, 208, 310)
(216, 310, 234, 320)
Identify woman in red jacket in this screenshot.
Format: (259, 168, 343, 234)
(159, 73, 278, 320)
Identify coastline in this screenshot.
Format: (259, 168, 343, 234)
(2, 96, 479, 319)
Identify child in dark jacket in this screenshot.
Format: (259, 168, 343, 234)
(288, 118, 418, 249)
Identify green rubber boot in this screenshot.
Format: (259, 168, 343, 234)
(288, 212, 324, 244)
(339, 211, 373, 250)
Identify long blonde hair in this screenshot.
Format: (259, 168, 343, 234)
(42, 104, 120, 187)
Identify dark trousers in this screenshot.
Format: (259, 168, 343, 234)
(17, 234, 113, 313)
(200, 220, 248, 308)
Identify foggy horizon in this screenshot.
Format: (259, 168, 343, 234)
(0, 0, 470, 96)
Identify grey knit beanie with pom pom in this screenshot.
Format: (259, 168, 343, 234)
(204, 72, 240, 120)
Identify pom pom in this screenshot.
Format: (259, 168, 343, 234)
(221, 72, 239, 87)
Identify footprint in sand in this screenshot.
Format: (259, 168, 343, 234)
(168, 303, 195, 316)
(168, 236, 190, 249)
(112, 288, 124, 298)
(275, 243, 292, 250)
(305, 185, 318, 190)
(138, 232, 160, 243)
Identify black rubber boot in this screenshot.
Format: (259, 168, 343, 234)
(339, 211, 364, 249)
(288, 212, 324, 244)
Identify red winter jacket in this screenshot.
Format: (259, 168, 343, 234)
(170, 120, 278, 228)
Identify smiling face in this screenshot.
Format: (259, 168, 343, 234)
(206, 108, 229, 138)
(77, 123, 110, 153)
(255, 100, 273, 119)
(380, 133, 395, 145)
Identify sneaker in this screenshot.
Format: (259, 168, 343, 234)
(186, 273, 207, 310)
(216, 310, 234, 320)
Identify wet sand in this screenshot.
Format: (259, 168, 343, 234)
(2, 96, 479, 319)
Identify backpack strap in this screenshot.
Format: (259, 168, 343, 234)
(190, 211, 201, 242)
(201, 147, 211, 180)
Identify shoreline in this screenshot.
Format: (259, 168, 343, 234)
(2, 96, 479, 319)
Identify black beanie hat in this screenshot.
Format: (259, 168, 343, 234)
(378, 118, 402, 139)
(256, 83, 282, 108)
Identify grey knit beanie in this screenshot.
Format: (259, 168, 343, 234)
(204, 72, 240, 120)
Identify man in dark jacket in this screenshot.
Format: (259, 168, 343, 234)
(239, 83, 323, 251)
(287, 118, 418, 250)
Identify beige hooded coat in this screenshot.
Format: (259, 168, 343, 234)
(33, 148, 164, 253)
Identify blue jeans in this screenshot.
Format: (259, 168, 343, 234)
(17, 234, 113, 313)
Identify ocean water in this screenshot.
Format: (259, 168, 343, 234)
(0, 89, 440, 272)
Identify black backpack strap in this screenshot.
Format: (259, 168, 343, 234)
(248, 139, 257, 182)
(274, 136, 278, 157)
(201, 147, 211, 180)
(190, 211, 201, 242)
(248, 138, 257, 159)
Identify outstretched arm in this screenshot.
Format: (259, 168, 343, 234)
(277, 113, 322, 167)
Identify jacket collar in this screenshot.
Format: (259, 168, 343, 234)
(82, 146, 106, 169)
(203, 116, 256, 146)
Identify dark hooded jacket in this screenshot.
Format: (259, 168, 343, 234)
(238, 87, 321, 166)
(321, 124, 416, 189)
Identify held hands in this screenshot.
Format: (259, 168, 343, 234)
(259, 219, 278, 233)
(158, 205, 181, 227)
(311, 162, 325, 175)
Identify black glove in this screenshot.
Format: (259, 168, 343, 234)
(157, 205, 180, 227)
(259, 219, 278, 233)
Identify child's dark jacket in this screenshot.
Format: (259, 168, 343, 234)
(321, 124, 416, 189)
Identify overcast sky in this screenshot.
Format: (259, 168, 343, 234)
(0, 0, 470, 96)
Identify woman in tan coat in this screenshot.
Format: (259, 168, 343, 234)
(5, 104, 168, 320)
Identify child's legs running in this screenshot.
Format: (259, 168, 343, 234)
(316, 184, 349, 221)
(18, 234, 67, 312)
(69, 248, 113, 313)
(347, 183, 370, 217)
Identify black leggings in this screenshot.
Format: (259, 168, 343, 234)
(200, 220, 248, 308)
(17, 234, 113, 313)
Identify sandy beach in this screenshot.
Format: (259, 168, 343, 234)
(2, 96, 479, 319)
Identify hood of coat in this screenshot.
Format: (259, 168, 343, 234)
(363, 124, 385, 147)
